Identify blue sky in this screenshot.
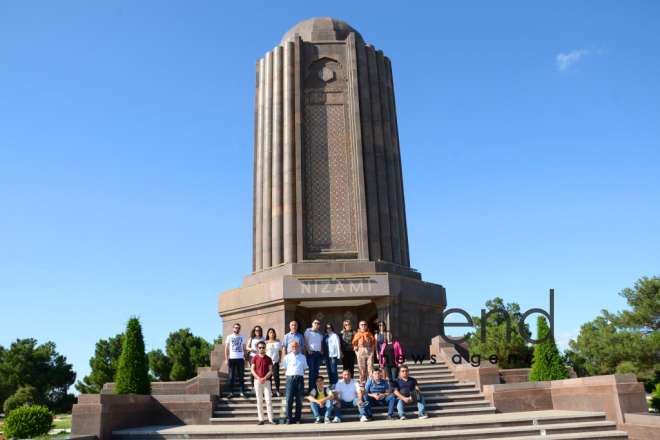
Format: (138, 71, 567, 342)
(1, 1, 658, 392)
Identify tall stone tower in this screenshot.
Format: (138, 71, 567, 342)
(252, 17, 409, 270)
(218, 18, 445, 356)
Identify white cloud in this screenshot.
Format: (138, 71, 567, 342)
(559, 328, 580, 339)
(556, 328, 580, 349)
(556, 49, 590, 72)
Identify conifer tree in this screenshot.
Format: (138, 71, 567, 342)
(528, 316, 571, 382)
(113, 317, 151, 395)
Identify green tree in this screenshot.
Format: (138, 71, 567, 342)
(2, 404, 54, 439)
(529, 316, 571, 381)
(75, 333, 125, 394)
(3, 386, 37, 414)
(467, 298, 533, 368)
(113, 317, 151, 395)
(0, 339, 76, 413)
(148, 329, 213, 381)
(650, 383, 660, 411)
(565, 276, 660, 390)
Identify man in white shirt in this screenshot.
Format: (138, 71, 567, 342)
(304, 319, 324, 392)
(281, 341, 308, 424)
(333, 369, 370, 423)
(224, 323, 246, 398)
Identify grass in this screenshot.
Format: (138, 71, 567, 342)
(33, 433, 69, 440)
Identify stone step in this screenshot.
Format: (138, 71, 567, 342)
(231, 375, 456, 387)
(217, 393, 487, 407)
(229, 423, 625, 440)
(236, 370, 452, 381)
(223, 423, 623, 440)
(218, 387, 482, 404)
(209, 406, 497, 424)
(222, 382, 479, 397)
(212, 400, 492, 416)
(112, 411, 610, 439)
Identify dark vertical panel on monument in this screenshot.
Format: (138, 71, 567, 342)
(387, 59, 410, 267)
(283, 41, 297, 264)
(253, 60, 260, 271)
(272, 46, 284, 266)
(376, 50, 401, 265)
(303, 55, 357, 259)
(346, 33, 370, 261)
(262, 51, 274, 269)
(255, 58, 265, 271)
(366, 45, 393, 262)
(356, 40, 381, 261)
(294, 36, 305, 262)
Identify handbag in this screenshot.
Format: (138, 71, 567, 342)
(411, 388, 422, 402)
(245, 338, 252, 361)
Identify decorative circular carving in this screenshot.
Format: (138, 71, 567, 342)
(344, 311, 353, 319)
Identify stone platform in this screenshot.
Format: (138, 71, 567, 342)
(112, 410, 627, 439)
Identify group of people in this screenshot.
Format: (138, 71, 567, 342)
(224, 319, 426, 425)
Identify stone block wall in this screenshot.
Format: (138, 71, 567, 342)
(482, 374, 649, 425)
(620, 413, 660, 440)
(71, 394, 218, 440)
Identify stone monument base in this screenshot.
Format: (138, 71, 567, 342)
(216, 260, 446, 359)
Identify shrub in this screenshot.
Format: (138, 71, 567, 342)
(3, 405, 54, 439)
(650, 383, 660, 411)
(3, 386, 37, 414)
(113, 317, 151, 395)
(528, 316, 571, 382)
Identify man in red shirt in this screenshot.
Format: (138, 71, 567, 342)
(250, 340, 275, 425)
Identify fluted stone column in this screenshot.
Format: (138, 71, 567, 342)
(262, 51, 273, 269)
(283, 41, 296, 264)
(251, 20, 413, 270)
(254, 59, 265, 271)
(385, 58, 409, 267)
(376, 50, 401, 265)
(272, 46, 284, 266)
(366, 45, 392, 263)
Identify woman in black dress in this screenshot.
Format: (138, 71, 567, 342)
(340, 320, 356, 379)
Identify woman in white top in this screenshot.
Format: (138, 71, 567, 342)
(265, 328, 283, 397)
(247, 326, 265, 390)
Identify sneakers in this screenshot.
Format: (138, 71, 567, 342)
(360, 415, 369, 422)
(399, 415, 407, 420)
(324, 417, 331, 424)
(257, 421, 264, 425)
(367, 415, 374, 422)
(332, 417, 341, 423)
(285, 420, 291, 425)
(315, 417, 322, 424)
(387, 414, 395, 421)
(419, 413, 428, 419)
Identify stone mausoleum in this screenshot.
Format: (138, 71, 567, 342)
(217, 17, 446, 356)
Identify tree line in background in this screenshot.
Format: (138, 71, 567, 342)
(2, 275, 657, 414)
(467, 275, 660, 409)
(75, 326, 222, 394)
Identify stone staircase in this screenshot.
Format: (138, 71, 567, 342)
(111, 360, 630, 439)
(211, 360, 495, 424)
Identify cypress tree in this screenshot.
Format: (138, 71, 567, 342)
(113, 317, 151, 395)
(528, 316, 571, 382)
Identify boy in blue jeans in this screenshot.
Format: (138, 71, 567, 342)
(307, 376, 334, 423)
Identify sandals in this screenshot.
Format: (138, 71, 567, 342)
(275, 391, 282, 397)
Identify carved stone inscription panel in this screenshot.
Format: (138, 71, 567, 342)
(304, 88, 356, 254)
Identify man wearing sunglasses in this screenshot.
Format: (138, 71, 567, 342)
(250, 341, 276, 425)
(224, 323, 246, 398)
